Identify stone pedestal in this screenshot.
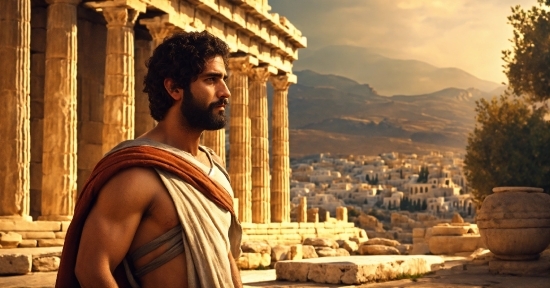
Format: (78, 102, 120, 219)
(249, 66, 275, 223)
(100, 7, 139, 154)
(270, 74, 296, 223)
(228, 56, 257, 223)
(40, 0, 80, 221)
(0, 0, 31, 217)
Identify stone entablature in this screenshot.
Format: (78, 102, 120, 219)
(89, 0, 306, 73)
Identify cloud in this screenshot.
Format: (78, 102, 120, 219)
(269, 0, 537, 83)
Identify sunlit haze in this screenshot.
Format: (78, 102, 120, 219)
(270, 0, 538, 84)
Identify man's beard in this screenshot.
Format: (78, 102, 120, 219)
(181, 87, 227, 130)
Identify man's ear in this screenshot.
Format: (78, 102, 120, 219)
(163, 78, 183, 101)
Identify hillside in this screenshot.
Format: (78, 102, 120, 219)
(270, 70, 502, 157)
(294, 45, 503, 96)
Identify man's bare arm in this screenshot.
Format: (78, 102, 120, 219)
(75, 168, 158, 287)
(229, 252, 243, 288)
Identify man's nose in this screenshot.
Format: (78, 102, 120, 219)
(219, 80, 231, 99)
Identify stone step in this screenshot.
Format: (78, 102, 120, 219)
(275, 255, 445, 285)
(0, 247, 63, 275)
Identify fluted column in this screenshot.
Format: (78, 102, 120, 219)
(101, 7, 139, 154)
(228, 56, 258, 223)
(0, 0, 31, 219)
(203, 130, 226, 165)
(134, 39, 152, 137)
(135, 16, 175, 137)
(249, 66, 276, 223)
(270, 74, 296, 223)
(39, 0, 80, 220)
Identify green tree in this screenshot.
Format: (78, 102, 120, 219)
(417, 166, 429, 183)
(421, 200, 428, 211)
(503, 0, 550, 103)
(464, 96, 550, 204)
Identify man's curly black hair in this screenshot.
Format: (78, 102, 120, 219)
(143, 31, 230, 121)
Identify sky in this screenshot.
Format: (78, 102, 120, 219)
(269, 0, 539, 84)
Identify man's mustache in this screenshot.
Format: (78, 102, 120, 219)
(211, 98, 229, 107)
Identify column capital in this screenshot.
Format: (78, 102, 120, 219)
(85, 0, 146, 12)
(140, 15, 176, 47)
(248, 66, 277, 83)
(228, 56, 259, 75)
(46, 0, 81, 5)
(102, 6, 139, 28)
(269, 73, 297, 91)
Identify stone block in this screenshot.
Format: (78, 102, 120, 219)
(397, 244, 412, 255)
(0, 220, 61, 232)
(342, 240, 359, 254)
(267, 228, 280, 235)
(61, 221, 71, 231)
(335, 248, 351, 257)
(54, 232, 66, 239)
(413, 238, 426, 244)
(0, 254, 32, 275)
(315, 247, 336, 257)
(18, 240, 37, 248)
(298, 223, 315, 228)
(303, 238, 338, 249)
(271, 244, 290, 262)
(302, 245, 318, 259)
(280, 222, 298, 229)
(0, 232, 22, 248)
(38, 239, 64, 247)
(289, 244, 303, 260)
(359, 244, 400, 256)
(19, 232, 55, 239)
(432, 225, 476, 236)
(241, 241, 271, 254)
(236, 252, 262, 270)
(428, 235, 480, 255)
(364, 238, 400, 247)
(424, 227, 433, 239)
(412, 228, 425, 238)
(275, 255, 445, 284)
(32, 256, 60, 272)
(410, 243, 431, 255)
(77, 144, 102, 170)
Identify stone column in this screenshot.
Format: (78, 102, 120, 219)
(297, 197, 307, 223)
(134, 38, 152, 137)
(248, 66, 276, 223)
(228, 56, 257, 223)
(336, 206, 348, 222)
(0, 0, 31, 219)
(135, 16, 175, 137)
(203, 130, 226, 165)
(39, 0, 80, 221)
(101, 7, 139, 154)
(269, 74, 296, 223)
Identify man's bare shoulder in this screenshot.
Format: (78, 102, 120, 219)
(97, 167, 165, 208)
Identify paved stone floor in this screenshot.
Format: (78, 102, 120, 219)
(1, 260, 549, 288)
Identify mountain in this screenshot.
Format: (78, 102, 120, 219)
(294, 45, 503, 96)
(270, 70, 499, 157)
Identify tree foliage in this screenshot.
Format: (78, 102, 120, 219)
(417, 166, 429, 183)
(503, 0, 550, 103)
(464, 95, 550, 204)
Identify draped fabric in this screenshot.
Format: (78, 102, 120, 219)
(56, 139, 242, 288)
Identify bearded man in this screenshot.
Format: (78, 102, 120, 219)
(56, 31, 242, 288)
